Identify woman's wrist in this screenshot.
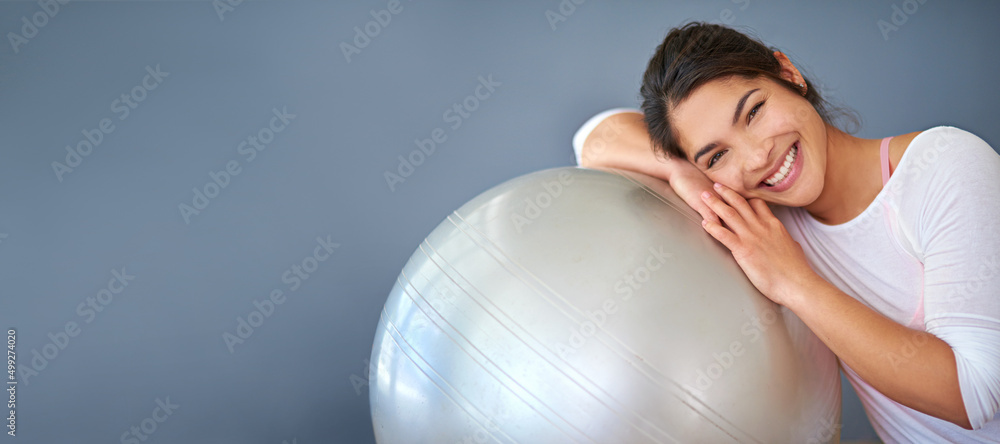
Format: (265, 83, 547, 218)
(659, 154, 693, 183)
(775, 269, 827, 312)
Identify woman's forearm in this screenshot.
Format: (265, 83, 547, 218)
(578, 111, 678, 182)
(785, 274, 971, 429)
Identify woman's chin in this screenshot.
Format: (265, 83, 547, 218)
(754, 185, 821, 208)
(784, 186, 823, 208)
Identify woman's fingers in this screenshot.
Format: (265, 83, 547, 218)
(713, 183, 757, 221)
(693, 198, 720, 224)
(701, 217, 740, 250)
(748, 198, 772, 217)
(700, 190, 747, 233)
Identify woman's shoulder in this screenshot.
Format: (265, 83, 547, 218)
(886, 127, 1000, 256)
(901, 126, 996, 160)
(894, 126, 999, 180)
(886, 126, 1000, 222)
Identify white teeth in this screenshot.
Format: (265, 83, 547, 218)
(764, 145, 798, 186)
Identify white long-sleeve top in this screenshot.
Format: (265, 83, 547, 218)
(573, 112, 1000, 442)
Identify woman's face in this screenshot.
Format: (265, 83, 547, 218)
(670, 75, 828, 207)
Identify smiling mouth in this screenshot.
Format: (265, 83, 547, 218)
(760, 142, 799, 187)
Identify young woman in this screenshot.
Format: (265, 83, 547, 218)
(573, 23, 1000, 442)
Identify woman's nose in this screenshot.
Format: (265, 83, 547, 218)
(744, 141, 773, 173)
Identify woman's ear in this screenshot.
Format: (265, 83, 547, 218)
(773, 51, 807, 94)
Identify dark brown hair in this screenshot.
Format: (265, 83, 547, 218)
(640, 22, 852, 160)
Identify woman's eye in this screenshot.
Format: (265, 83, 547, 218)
(747, 100, 764, 123)
(708, 150, 725, 168)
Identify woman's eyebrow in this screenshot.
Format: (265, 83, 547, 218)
(732, 88, 759, 125)
(693, 142, 717, 164)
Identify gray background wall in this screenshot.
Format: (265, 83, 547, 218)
(2, 0, 997, 443)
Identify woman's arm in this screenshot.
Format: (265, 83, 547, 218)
(785, 269, 970, 429)
(577, 111, 672, 178)
(577, 111, 720, 222)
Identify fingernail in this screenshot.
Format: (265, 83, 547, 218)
(701, 219, 708, 227)
(701, 191, 711, 200)
(713, 182, 722, 190)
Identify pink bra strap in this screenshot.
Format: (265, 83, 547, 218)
(880, 136, 894, 186)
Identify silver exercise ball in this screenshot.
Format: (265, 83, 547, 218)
(370, 167, 841, 444)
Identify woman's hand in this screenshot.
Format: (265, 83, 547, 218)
(663, 156, 721, 225)
(699, 182, 816, 305)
